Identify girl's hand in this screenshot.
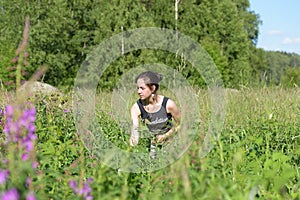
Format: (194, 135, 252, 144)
(130, 135, 139, 146)
(156, 134, 167, 143)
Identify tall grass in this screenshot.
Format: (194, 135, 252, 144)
(0, 87, 299, 199)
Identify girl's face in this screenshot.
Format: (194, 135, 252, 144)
(136, 79, 154, 100)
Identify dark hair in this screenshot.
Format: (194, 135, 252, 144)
(135, 71, 163, 93)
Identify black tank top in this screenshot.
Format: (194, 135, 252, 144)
(137, 96, 173, 135)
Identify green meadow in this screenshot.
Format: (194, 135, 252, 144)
(1, 87, 299, 199)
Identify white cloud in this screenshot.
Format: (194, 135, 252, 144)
(294, 38, 300, 44)
(267, 30, 282, 35)
(282, 37, 300, 45)
(282, 37, 293, 44)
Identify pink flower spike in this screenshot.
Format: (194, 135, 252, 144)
(32, 161, 38, 169)
(86, 195, 93, 200)
(0, 169, 9, 184)
(25, 177, 32, 188)
(64, 108, 71, 113)
(26, 191, 36, 200)
(4, 105, 14, 117)
(69, 180, 77, 190)
(22, 153, 29, 161)
(23, 140, 34, 152)
(1, 188, 20, 200)
(87, 177, 93, 183)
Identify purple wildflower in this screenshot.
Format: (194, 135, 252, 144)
(25, 177, 32, 188)
(63, 108, 71, 113)
(1, 188, 19, 200)
(3, 105, 37, 161)
(4, 105, 14, 117)
(0, 169, 9, 184)
(31, 161, 38, 169)
(0, 107, 3, 126)
(25, 191, 35, 200)
(69, 178, 93, 200)
(86, 178, 93, 183)
(21, 153, 29, 161)
(69, 180, 78, 193)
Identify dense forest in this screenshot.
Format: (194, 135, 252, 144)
(0, 0, 299, 90)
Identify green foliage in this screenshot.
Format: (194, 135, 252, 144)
(263, 51, 300, 86)
(1, 88, 300, 199)
(281, 66, 300, 87)
(0, 0, 267, 90)
(2, 0, 300, 89)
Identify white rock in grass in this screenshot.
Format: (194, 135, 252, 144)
(226, 88, 240, 93)
(19, 81, 60, 95)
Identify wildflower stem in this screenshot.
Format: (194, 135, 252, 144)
(15, 53, 23, 92)
(7, 142, 17, 186)
(15, 16, 30, 93)
(79, 140, 85, 189)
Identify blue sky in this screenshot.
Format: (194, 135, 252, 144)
(249, 0, 300, 54)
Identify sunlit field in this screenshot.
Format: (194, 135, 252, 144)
(0, 87, 299, 199)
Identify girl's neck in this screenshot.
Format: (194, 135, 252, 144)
(143, 94, 159, 105)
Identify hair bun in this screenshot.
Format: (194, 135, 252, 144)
(156, 73, 163, 82)
(135, 71, 163, 84)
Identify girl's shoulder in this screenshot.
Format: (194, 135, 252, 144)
(158, 95, 168, 101)
(165, 98, 177, 109)
(131, 102, 141, 114)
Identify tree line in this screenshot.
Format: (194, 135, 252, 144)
(0, 0, 299, 90)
